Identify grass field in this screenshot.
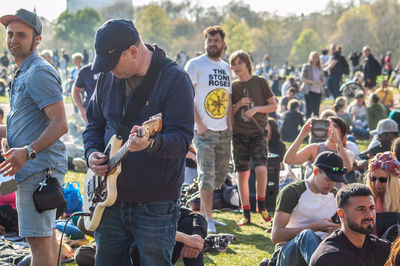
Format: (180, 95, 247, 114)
(62, 138, 370, 265)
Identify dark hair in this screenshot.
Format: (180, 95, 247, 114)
(392, 137, 400, 162)
(288, 99, 300, 111)
(0, 108, 4, 118)
(288, 87, 296, 95)
(203, 26, 225, 41)
(229, 50, 253, 75)
(328, 116, 348, 137)
(371, 93, 380, 104)
(336, 183, 372, 208)
(268, 117, 281, 141)
(321, 49, 328, 55)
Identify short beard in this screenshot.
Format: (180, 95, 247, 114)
(206, 47, 222, 59)
(347, 217, 374, 235)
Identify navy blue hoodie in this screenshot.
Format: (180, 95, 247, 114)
(83, 45, 194, 202)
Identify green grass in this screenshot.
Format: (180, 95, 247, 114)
(61, 137, 371, 265)
(63, 171, 274, 265)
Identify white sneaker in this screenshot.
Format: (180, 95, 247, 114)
(213, 219, 227, 227)
(207, 219, 216, 233)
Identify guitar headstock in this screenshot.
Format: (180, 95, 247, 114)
(138, 113, 162, 138)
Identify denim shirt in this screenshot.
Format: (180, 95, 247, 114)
(7, 51, 67, 182)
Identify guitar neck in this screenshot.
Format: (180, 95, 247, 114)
(107, 142, 130, 175)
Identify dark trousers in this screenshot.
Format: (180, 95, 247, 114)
(304, 92, 322, 118)
(327, 74, 342, 99)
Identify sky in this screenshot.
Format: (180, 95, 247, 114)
(1, 0, 350, 21)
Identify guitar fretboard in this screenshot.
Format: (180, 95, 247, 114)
(107, 143, 129, 175)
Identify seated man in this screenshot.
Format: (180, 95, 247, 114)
(270, 151, 345, 266)
(75, 207, 206, 266)
(359, 118, 398, 160)
(310, 183, 391, 265)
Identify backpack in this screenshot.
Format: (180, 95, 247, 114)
(338, 55, 349, 76)
(62, 181, 83, 215)
(374, 58, 382, 76)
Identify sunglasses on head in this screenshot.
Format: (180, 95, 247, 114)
(332, 167, 346, 172)
(371, 176, 388, 183)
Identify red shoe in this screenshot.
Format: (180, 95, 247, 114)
(236, 216, 250, 226)
(260, 209, 272, 222)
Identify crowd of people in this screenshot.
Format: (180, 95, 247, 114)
(1, 7, 400, 266)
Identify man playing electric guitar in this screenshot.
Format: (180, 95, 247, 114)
(82, 19, 194, 266)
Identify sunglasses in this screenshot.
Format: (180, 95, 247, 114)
(371, 176, 388, 183)
(332, 167, 346, 172)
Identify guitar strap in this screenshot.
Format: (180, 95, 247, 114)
(116, 56, 172, 141)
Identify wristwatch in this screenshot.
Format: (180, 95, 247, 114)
(25, 145, 37, 161)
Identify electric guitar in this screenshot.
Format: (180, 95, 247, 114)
(82, 113, 162, 231)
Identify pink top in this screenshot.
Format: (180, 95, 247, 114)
(375, 196, 384, 213)
(0, 192, 16, 210)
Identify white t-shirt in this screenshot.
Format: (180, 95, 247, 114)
(277, 180, 337, 240)
(185, 54, 232, 131)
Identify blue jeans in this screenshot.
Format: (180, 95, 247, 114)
(94, 200, 179, 266)
(276, 229, 321, 266)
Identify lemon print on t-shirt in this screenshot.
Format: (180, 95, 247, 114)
(204, 88, 228, 119)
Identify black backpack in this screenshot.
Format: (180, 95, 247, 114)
(338, 55, 350, 75)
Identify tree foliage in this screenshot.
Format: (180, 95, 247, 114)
(44, 0, 400, 67)
(135, 5, 172, 51)
(222, 15, 254, 54)
(100, 2, 133, 21)
(54, 8, 101, 51)
(289, 29, 322, 65)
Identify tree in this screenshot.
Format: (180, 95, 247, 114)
(100, 2, 133, 21)
(135, 5, 172, 51)
(0, 26, 7, 53)
(331, 5, 376, 56)
(54, 8, 101, 51)
(289, 29, 322, 65)
(222, 15, 254, 54)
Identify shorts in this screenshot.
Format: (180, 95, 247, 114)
(233, 132, 268, 172)
(16, 169, 64, 237)
(193, 129, 232, 191)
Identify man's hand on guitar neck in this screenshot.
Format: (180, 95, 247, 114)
(127, 125, 152, 152)
(88, 152, 109, 176)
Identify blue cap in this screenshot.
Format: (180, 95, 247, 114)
(91, 19, 140, 73)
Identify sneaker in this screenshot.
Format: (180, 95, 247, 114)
(213, 219, 227, 227)
(260, 209, 272, 222)
(236, 216, 250, 226)
(207, 219, 216, 233)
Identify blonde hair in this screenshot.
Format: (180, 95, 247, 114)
(308, 51, 322, 69)
(72, 52, 83, 61)
(366, 172, 400, 212)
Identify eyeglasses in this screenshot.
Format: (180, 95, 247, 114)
(371, 176, 388, 183)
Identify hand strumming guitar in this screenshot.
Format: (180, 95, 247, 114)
(88, 152, 109, 176)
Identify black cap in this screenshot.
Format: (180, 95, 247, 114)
(314, 151, 347, 183)
(92, 19, 140, 73)
(0, 9, 42, 35)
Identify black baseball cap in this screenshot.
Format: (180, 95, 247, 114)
(0, 9, 42, 35)
(92, 19, 140, 73)
(314, 151, 347, 183)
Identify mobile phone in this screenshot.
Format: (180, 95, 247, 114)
(311, 119, 330, 139)
(331, 212, 341, 224)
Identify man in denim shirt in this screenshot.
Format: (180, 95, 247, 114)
(0, 9, 68, 266)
